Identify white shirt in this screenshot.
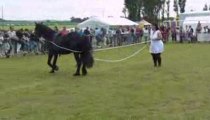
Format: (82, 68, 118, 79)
(150, 30, 164, 53)
(7, 30, 16, 38)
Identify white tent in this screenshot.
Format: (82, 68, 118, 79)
(180, 11, 210, 31)
(77, 17, 138, 29)
(183, 16, 210, 31)
(180, 11, 210, 42)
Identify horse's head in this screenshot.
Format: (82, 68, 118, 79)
(34, 22, 56, 40)
(34, 22, 43, 38)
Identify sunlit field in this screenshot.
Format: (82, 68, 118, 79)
(0, 43, 210, 120)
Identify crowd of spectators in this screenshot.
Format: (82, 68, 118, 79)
(0, 26, 46, 58)
(1, 22, 209, 58)
(78, 26, 149, 48)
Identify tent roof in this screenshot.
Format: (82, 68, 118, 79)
(139, 20, 152, 26)
(183, 16, 210, 24)
(77, 17, 138, 29)
(180, 11, 210, 16)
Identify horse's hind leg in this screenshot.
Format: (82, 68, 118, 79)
(81, 54, 87, 76)
(73, 53, 81, 76)
(82, 64, 87, 76)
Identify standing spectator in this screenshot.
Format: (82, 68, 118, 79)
(185, 25, 189, 41)
(84, 27, 90, 36)
(129, 27, 135, 44)
(60, 26, 69, 36)
(54, 26, 59, 32)
(135, 27, 141, 43)
(171, 20, 177, 42)
(150, 24, 164, 67)
(196, 21, 202, 41)
(116, 27, 122, 46)
(208, 26, 210, 33)
(188, 26, 194, 42)
(101, 28, 107, 46)
(2, 33, 11, 58)
(179, 26, 185, 43)
(16, 28, 24, 53)
(7, 26, 18, 55)
(196, 21, 202, 34)
(165, 27, 170, 42)
(0, 32, 4, 57)
(171, 28, 177, 42)
(162, 26, 169, 43)
(143, 26, 149, 43)
(29, 32, 39, 54)
(95, 28, 102, 46)
(84, 27, 92, 43)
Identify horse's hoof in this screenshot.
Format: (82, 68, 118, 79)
(82, 72, 87, 76)
(6, 55, 10, 58)
(54, 66, 59, 71)
(49, 70, 55, 73)
(73, 73, 80, 76)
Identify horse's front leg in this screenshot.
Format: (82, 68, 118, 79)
(52, 54, 59, 71)
(73, 53, 81, 76)
(48, 53, 54, 73)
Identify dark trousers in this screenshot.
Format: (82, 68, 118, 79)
(151, 53, 162, 67)
(172, 33, 177, 42)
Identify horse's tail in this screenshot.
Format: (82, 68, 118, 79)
(83, 51, 94, 68)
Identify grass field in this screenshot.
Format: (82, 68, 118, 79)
(0, 43, 210, 120)
(1, 24, 77, 31)
(0, 21, 77, 30)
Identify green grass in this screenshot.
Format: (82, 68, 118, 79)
(0, 43, 210, 120)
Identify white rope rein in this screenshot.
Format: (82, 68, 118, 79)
(49, 41, 82, 53)
(48, 40, 150, 63)
(94, 41, 150, 52)
(94, 45, 147, 63)
(49, 40, 150, 53)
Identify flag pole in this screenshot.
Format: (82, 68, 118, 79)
(1, 5, 4, 29)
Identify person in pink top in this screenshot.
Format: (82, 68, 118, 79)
(60, 27, 69, 36)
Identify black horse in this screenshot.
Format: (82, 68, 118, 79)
(34, 23, 94, 76)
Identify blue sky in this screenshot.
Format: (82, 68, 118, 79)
(0, 0, 209, 20)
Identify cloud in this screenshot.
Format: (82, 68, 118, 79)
(1, 0, 209, 20)
(0, 0, 124, 20)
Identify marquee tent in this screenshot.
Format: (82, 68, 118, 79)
(138, 20, 152, 27)
(180, 11, 210, 31)
(77, 17, 138, 29)
(179, 11, 210, 42)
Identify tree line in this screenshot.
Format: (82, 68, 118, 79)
(124, 0, 186, 23)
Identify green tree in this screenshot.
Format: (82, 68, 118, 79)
(161, 0, 166, 22)
(124, 0, 141, 21)
(178, 0, 186, 13)
(173, 0, 178, 13)
(166, 0, 170, 20)
(122, 7, 127, 18)
(143, 0, 164, 23)
(124, 0, 165, 23)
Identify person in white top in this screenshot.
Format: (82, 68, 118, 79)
(143, 26, 149, 42)
(150, 24, 164, 67)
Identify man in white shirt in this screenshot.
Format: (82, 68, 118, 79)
(143, 26, 149, 42)
(0, 32, 4, 57)
(7, 26, 18, 55)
